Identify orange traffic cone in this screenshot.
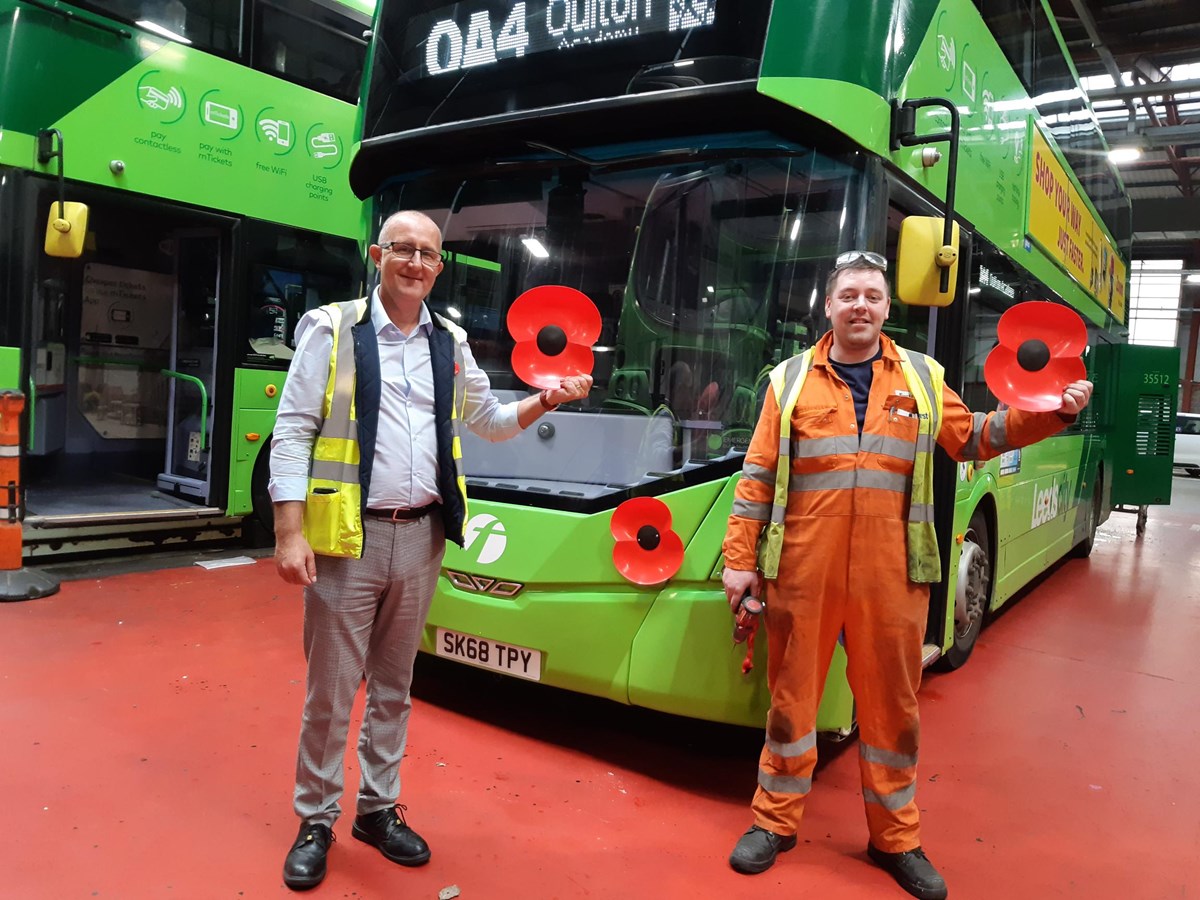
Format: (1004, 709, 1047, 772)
(1, 392, 59, 601)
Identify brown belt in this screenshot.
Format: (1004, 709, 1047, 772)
(364, 503, 439, 521)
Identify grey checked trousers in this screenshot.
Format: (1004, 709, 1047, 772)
(293, 513, 445, 826)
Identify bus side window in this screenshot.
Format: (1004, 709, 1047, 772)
(240, 222, 364, 369)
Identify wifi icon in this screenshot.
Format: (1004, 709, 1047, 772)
(259, 118, 293, 148)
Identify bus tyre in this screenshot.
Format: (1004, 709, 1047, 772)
(1071, 469, 1103, 559)
(247, 445, 276, 547)
(939, 511, 990, 671)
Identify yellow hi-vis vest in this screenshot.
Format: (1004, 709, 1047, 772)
(756, 345, 946, 583)
(302, 298, 469, 558)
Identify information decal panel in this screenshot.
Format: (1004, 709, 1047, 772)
(1026, 125, 1127, 321)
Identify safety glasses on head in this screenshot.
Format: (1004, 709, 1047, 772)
(835, 250, 888, 271)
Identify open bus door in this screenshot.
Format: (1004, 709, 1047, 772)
(157, 230, 219, 504)
(16, 175, 240, 557)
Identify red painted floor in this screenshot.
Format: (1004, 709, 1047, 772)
(4, 487, 1200, 899)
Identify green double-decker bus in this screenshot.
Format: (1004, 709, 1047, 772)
(346, 0, 1175, 733)
(0, 0, 371, 556)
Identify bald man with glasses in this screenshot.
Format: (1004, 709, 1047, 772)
(270, 210, 591, 889)
(721, 251, 1091, 898)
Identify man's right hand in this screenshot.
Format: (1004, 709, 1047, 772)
(275, 533, 317, 586)
(723, 567, 761, 613)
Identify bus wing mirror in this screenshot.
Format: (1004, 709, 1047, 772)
(896, 216, 960, 307)
(44, 202, 89, 259)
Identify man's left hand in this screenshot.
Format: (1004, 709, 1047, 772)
(545, 374, 593, 406)
(1060, 379, 1094, 416)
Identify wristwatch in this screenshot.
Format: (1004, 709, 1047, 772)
(539, 389, 559, 411)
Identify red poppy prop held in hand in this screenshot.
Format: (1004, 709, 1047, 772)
(983, 301, 1087, 412)
(610, 497, 684, 586)
(507, 285, 601, 390)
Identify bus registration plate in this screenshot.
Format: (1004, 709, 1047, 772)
(434, 628, 542, 682)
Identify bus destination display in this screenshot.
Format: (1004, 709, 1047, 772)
(416, 1, 717, 77)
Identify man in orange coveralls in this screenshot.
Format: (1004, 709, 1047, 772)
(721, 251, 1093, 899)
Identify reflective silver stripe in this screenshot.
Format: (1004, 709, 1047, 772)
(863, 780, 917, 810)
(914, 433, 936, 454)
(961, 412, 987, 459)
(790, 470, 858, 492)
(778, 435, 791, 457)
(741, 463, 776, 485)
(310, 459, 360, 483)
(857, 470, 911, 492)
(0, 445, 18, 457)
(319, 300, 363, 443)
(789, 469, 910, 493)
(860, 433, 917, 460)
(757, 769, 812, 795)
(988, 409, 1012, 452)
(860, 742, 918, 769)
(908, 502, 935, 523)
(732, 498, 771, 520)
(792, 434, 858, 458)
(765, 729, 817, 758)
(905, 352, 937, 409)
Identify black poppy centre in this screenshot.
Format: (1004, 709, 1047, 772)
(636, 525, 661, 551)
(1016, 338, 1051, 372)
(536, 324, 568, 356)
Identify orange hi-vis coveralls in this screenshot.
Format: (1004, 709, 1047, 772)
(722, 332, 1069, 853)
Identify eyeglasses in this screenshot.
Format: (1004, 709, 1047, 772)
(835, 250, 888, 271)
(379, 241, 443, 268)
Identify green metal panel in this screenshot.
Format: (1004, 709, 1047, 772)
(1102, 343, 1178, 507)
(627, 587, 854, 731)
(226, 368, 285, 516)
(0, 1, 148, 134)
(760, 0, 941, 99)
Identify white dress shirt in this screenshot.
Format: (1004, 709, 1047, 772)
(268, 289, 522, 508)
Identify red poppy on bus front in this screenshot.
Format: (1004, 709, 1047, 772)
(507, 285, 601, 390)
(610, 496, 684, 586)
(984, 301, 1087, 412)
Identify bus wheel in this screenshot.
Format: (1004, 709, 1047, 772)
(247, 446, 275, 547)
(1072, 469, 1103, 558)
(940, 512, 990, 670)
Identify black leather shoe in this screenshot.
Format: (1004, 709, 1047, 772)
(729, 825, 798, 874)
(351, 805, 430, 866)
(283, 822, 333, 891)
(867, 844, 948, 899)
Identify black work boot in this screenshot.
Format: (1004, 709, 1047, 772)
(729, 825, 798, 874)
(351, 804, 431, 866)
(867, 844, 948, 899)
(283, 822, 333, 890)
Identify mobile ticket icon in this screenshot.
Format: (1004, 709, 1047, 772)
(204, 100, 239, 130)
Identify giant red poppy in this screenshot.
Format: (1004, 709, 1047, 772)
(507, 285, 601, 390)
(610, 497, 684, 586)
(984, 301, 1088, 412)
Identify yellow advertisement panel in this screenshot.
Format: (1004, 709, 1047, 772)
(1027, 126, 1127, 322)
